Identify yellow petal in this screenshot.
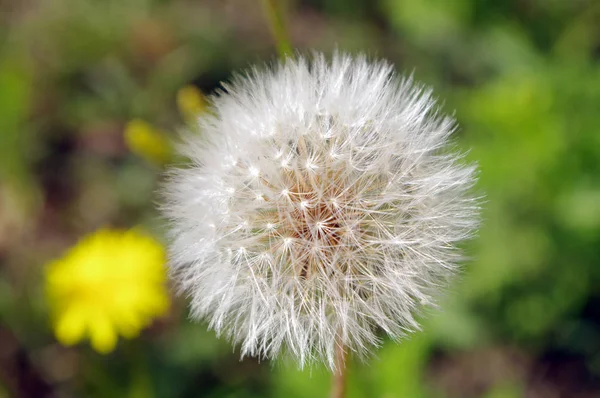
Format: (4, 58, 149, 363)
(113, 307, 144, 339)
(89, 314, 118, 354)
(55, 304, 87, 346)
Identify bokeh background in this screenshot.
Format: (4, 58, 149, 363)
(1, 0, 600, 397)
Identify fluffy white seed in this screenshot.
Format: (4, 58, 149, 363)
(162, 53, 479, 370)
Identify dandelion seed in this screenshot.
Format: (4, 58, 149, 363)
(161, 53, 479, 370)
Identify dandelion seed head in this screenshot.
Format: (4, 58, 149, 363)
(162, 53, 479, 370)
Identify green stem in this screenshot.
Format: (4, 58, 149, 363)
(331, 338, 347, 398)
(261, 0, 293, 59)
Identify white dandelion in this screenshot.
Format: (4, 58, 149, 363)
(162, 53, 479, 370)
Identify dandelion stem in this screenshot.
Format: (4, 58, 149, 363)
(331, 340, 347, 398)
(261, 0, 293, 59)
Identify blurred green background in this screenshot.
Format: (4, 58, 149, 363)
(1, 0, 599, 397)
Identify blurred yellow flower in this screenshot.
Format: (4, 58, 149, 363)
(123, 86, 206, 165)
(124, 119, 172, 165)
(46, 229, 169, 354)
(176, 85, 207, 122)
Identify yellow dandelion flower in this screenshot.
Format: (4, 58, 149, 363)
(176, 85, 207, 122)
(46, 229, 169, 354)
(124, 119, 172, 166)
